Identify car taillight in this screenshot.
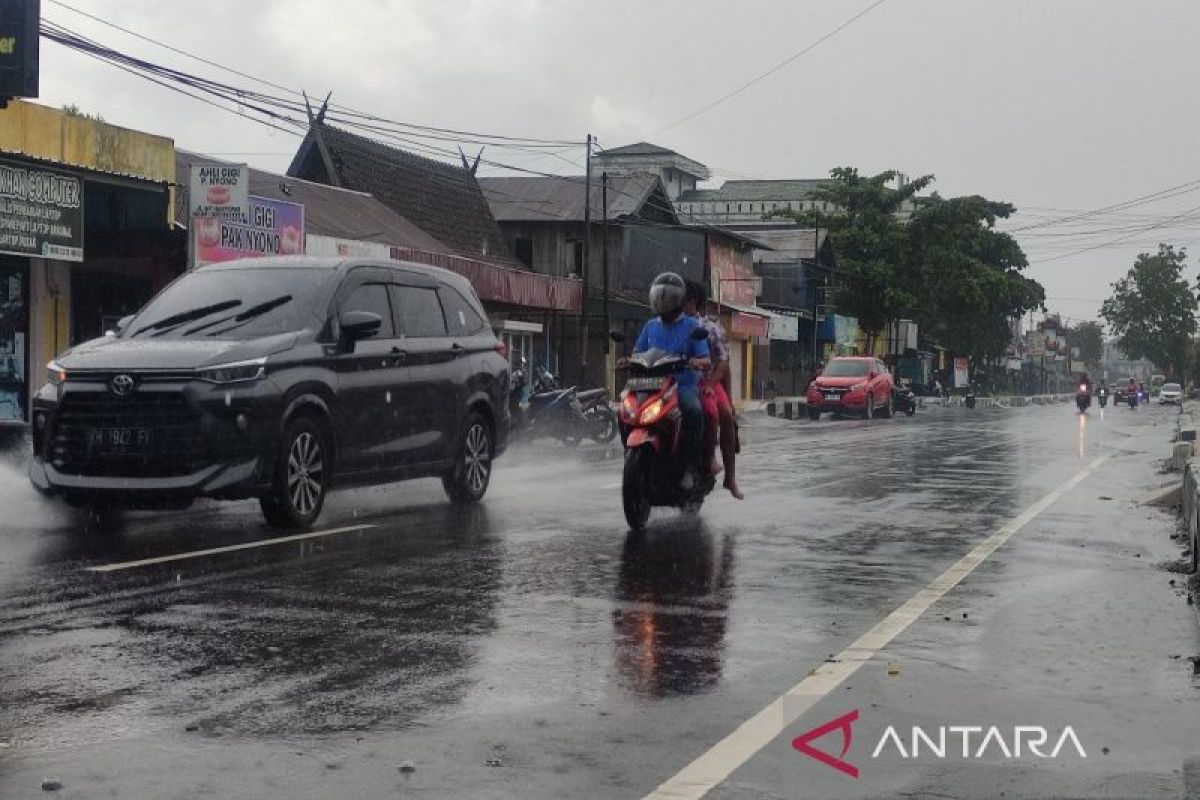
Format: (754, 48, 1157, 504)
(495, 341, 508, 358)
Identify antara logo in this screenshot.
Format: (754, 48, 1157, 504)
(793, 710, 1087, 778)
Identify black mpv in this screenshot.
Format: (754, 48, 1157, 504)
(29, 257, 510, 528)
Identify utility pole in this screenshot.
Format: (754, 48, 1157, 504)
(811, 214, 821, 376)
(579, 133, 593, 386)
(602, 171, 613, 398)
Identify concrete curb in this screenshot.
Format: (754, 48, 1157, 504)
(761, 393, 1078, 417)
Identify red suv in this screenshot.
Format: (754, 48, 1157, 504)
(805, 357, 896, 420)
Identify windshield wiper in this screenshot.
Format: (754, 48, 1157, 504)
(132, 300, 241, 337)
(204, 295, 294, 338)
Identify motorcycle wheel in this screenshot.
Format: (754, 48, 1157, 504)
(905, 406, 915, 417)
(622, 448, 652, 532)
(586, 407, 619, 443)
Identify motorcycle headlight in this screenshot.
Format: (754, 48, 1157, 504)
(639, 399, 666, 425)
(47, 361, 68, 385)
(197, 357, 267, 384)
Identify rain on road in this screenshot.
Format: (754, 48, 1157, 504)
(1, 402, 1198, 799)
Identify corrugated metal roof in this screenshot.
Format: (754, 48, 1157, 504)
(745, 228, 827, 264)
(175, 150, 451, 254)
(595, 141, 678, 157)
(0, 147, 167, 186)
(478, 173, 668, 222)
(678, 179, 828, 203)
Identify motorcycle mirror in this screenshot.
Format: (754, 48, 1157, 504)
(608, 330, 626, 343)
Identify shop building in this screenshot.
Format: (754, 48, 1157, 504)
(0, 100, 179, 425)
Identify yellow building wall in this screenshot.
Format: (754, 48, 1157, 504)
(0, 101, 175, 395)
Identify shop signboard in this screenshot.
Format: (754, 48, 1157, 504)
(189, 163, 249, 222)
(194, 195, 304, 267)
(0, 156, 83, 261)
(0, 0, 39, 101)
(766, 311, 799, 341)
(953, 356, 970, 387)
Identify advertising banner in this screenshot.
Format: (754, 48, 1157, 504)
(953, 356, 970, 387)
(189, 163, 249, 222)
(0, 0, 40, 100)
(0, 157, 83, 261)
(766, 311, 799, 341)
(194, 195, 304, 267)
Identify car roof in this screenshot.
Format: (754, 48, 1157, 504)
(193, 255, 474, 292)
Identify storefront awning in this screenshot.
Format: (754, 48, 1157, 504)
(390, 248, 583, 312)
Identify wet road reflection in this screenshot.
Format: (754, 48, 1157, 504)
(612, 525, 736, 698)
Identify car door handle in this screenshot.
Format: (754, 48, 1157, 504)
(390, 347, 408, 365)
(450, 343, 466, 357)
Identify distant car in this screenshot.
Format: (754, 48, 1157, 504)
(1158, 382, 1183, 405)
(805, 357, 896, 420)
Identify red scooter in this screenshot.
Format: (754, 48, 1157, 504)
(615, 331, 713, 531)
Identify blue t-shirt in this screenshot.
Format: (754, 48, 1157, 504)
(633, 315, 710, 389)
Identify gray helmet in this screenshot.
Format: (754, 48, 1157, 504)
(649, 272, 686, 317)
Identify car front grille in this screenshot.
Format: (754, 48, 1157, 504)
(49, 389, 206, 478)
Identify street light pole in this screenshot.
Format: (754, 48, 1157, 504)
(580, 133, 593, 386)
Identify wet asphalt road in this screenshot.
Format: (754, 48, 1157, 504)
(1, 402, 1199, 799)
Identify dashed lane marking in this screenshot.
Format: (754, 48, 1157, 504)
(643, 453, 1111, 800)
(83, 524, 378, 573)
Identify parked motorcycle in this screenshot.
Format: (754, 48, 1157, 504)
(616, 330, 714, 531)
(894, 385, 918, 417)
(510, 360, 616, 445)
(1076, 384, 1091, 413)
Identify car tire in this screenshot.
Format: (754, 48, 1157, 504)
(443, 412, 494, 504)
(807, 407, 821, 421)
(260, 415, 329, 530)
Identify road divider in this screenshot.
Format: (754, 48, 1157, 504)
(83, 523, 379, 573)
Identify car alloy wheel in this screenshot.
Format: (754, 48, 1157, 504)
(444, 412, 493, 504)
(288, 431, 324, 518)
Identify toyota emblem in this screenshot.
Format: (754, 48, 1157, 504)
(109, 374, 136, 396)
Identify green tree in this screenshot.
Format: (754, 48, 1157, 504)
(907, 194, 1044, 370)
(775, 168, 932, 346)
(1066, 321, 1104, 369)
(1100, 244, 1196, 378)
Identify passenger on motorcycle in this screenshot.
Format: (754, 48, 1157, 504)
(683, 280, 743, 500)
(633, 272, 710, 487)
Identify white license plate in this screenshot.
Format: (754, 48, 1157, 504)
(625, 377, 662, 391)
(823, 393, 840, 401)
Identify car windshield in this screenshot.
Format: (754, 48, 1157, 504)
(127, 267, 334, 339)
(1164, 383, 1181, 391)
(822, 360, 870, 377)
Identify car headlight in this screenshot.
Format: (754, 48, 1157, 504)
(197, 357, 267, 384)
(639, 399, 666, 425)
(850, 382, 866, 392)
(47, 361, 67, 385)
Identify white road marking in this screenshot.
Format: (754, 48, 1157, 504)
(84, 524, 378, 573)
(643, 454, 1111, 800)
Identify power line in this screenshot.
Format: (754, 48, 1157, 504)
(1032, 202, 1200, 264)
(650, 0, 888, 135)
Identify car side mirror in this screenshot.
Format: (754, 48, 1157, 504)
(106, 314, 135, 337)
(339, 310, 382, 349)
(690, 327, 709, 341)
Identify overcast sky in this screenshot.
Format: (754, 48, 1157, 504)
(33, 0, 1200, 326)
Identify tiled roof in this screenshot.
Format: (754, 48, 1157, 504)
(287, 124, 513, 262)
(478, 173, 672, 222)
(175, 150, 451, 253)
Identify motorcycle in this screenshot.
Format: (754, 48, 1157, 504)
(1076, 384, 1091, 413)
(1127, 388, 1138, 409)
(964, 383, 977, 409)
(894, 384, 918, 417)
(616, 330, 714, 531)
(509, 361, 590, 446)
(528, 364, 617, 444)
(1097, 387, 1108, 408)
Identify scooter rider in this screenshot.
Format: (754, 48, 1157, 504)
(633, 272, 710, 487)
